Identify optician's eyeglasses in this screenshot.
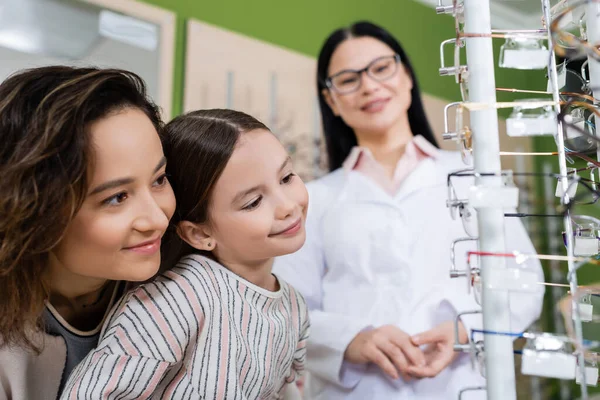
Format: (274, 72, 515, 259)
(323, 54, 401, 95)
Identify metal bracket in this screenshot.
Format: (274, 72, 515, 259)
(436, 0, 464, 17)
(458, 386, 486, 400)
(439, 39, 468, 80)
(453, 309, 481, 353)
(450, 237, 479, 279)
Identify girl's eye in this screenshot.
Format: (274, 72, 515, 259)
(153, 173, 169, 187)
(102, 192, 128, 207)
(281, 173, 296, 184)
(243, 196, 262, 211)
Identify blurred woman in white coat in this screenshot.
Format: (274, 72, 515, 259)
(273, 21, 545, 400)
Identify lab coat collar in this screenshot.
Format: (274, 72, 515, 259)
(342, 135, 439, 173)
(394, 156, 445, 201)
(340, 156, 446, 207)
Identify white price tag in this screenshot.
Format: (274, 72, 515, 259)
(573, 237, 598, 256)
(572, 302, 594, 323)
(564, 120, 587, 140)
(522, 349, 577, 379)
(501, 49, 549, 70)
(506, 115, 557, 137)
(555, 181, 577, 198)
(468, 186, 519, 209)
(576, 366, 599, 386)
(485, 268, 539, 292)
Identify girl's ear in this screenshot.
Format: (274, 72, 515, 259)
(176, 221, 216, 251)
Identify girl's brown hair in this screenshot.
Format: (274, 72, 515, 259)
(0, 66, 163, 352)
(160, 109, 268, 268)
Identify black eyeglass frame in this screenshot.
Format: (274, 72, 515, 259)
(322, 54, 402, 94)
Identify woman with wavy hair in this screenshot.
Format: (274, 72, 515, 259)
(0, 66, 176, 399)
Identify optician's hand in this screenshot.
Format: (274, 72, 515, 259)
(407, 320, 468, 378)
(344, 325, 426, 381)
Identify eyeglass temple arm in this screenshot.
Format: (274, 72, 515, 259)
(572, 214, 600, 227)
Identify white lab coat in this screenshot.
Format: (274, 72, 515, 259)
(273, 150, 545, 400)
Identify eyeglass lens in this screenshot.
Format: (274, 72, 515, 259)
(329, 55, 399, 94)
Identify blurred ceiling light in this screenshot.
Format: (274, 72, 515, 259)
(0, 0, 100, 59)
(99, 10, 158, 51)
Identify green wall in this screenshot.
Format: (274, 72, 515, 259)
(138, 0, 546, 117)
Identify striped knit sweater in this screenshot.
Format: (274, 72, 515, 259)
(61, 254, 310, 399)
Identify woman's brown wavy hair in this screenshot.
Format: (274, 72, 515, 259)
(0, 66, 163, 352)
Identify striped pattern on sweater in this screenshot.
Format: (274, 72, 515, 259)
(61, 254, 310, 399)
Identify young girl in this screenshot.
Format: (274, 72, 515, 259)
(62, 109, 310, 399)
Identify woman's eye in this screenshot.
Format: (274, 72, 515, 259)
(153, 173, 169, 187)
(340, 77, 358, 85)
(102, 192, 128, 207)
